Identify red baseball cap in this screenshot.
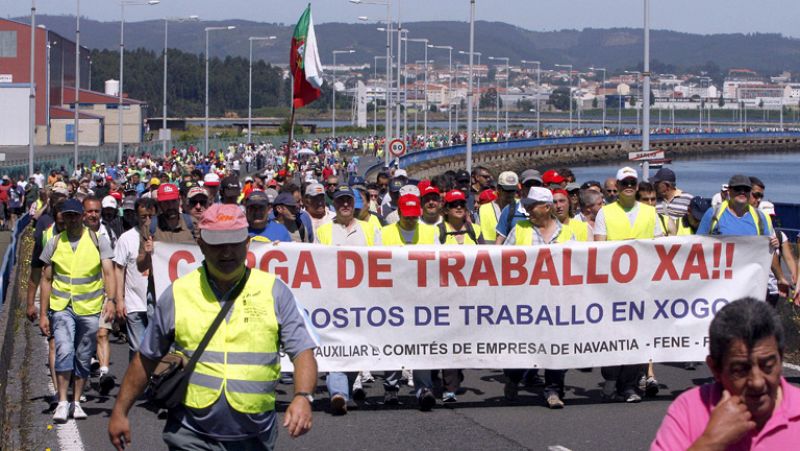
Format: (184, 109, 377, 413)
(420, 182, 440, 198)
(398, 194, 422, 217)
(199, 204, 249, 245)
(156, 183, 180, 201)
(542, 169, 565, 185)
(444, 190, 466, 204)
(478, 189, 497, 204)
(551, 188, 569, 197)
(110, 191, 123, 202)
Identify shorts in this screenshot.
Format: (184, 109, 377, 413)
(98, 300, 113, 330)
(51, 307, 99, 378)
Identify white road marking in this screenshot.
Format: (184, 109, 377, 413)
(44, 337, 86, 451)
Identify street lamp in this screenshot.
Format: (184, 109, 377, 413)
(405, 38, 429, 137)
(163, 15, 199, 156)
(488, 56, 509, 134)
(351, 0, 393, 164)
(429, 44, 453, 138)
(332, 49, 356, 140)
(204, 25, 236, 155)
(119, 0, 160, 163)
(248, 35, 276, 145)
(590, 67, 607, 131)
(521, 59, 541, 137)
(459, 50, 481, 133)
(555, 64, 574, 131)
(465, 0, 475, 173)
(373, 55, 386, 137)
(29, 1, 36, 175)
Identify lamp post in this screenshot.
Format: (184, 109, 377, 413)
(488, 56, 509, 134)
(119, 0, 160, 163)
(74, 0, 80, 170)
(353, 0, 393, 165)
(204, 25, 236, 155)
(29, 1, 36, 175)
(642, 0, 651, 159)
(590, 66, 607, 131)
(373, 55, 386, 137)
(555, 64, 573, 131)
(332, 49, 356, 140)
(161, 15, 200, 157)
(405, 38, 428, 136)
(465, 0, 475, 173)
(247, 35, 275, 145)
(521, 59, 541, 137)
(459, 50, 481, 134)
(429, 44, 453, 138)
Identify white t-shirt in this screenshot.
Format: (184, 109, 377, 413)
(113, 228, 149, 313)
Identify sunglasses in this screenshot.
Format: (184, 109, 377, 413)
(189, 198, 208, 207)
(731, 186, 751, 194)
(619, 179, 637, 188)
(751, 191, 764, 199)
(447, 201, 467, 209)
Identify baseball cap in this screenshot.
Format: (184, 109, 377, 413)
(616, 167, 638, 181)
(580, 180, 602, 191)
(304, 183, 325, 197)
(332, 185, 355, 200)
(203, 173, 221, 187)
(61, 199, 84, 215)
(520, 186, 554, 207)
(101, 195, 118, 209)
(455, 170, 471, 183)
(244, 176, 254, 183)
(264, 188, 279, 204)
(110, 191, 123, 202)
(394, 169, 408, 178)
(187, 186, 208, 199)
(728, 174, 751, 189)
(245, 190, 270, 206)
(688, 196, 712, 222)
(759, 200, 776, 216)
(479, 189, 498, 204)
(420, 183, 441, 198)
(651, 168, 676, 184)
(122, 198, 136, 210)
(497, 171, 519, 190)
(399, 184, 420, 197)
(273, 192, 297, 207)
(542, 169, 565, 185)
(156, 183, 180, 202)
(221, 175, 241, 191)
(398, 194, 422, 217)
(389, 179, 404, 193)
(149, 177, 161, 187)
(520, 169, 543, 184)
(199, 204, 249, 245)
(51, 181, 70, 196)
(444, 190, 466, 204)
(565, 182, 581, 192)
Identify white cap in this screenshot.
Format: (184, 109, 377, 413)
(203, 172, 221, 186)
(759, 200, 776, 216)
(101, 195, 118, 209)
(521, 186, 553, 207)
(616, 166, 638, 181)
(394, 169, 408, 178)
(399, 184, 420, 197)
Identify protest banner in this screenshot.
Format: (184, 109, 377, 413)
(153, 236, 771, 372)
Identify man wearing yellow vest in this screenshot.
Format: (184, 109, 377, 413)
(502, 187, 574, 408)
(594, 167, 663, 403)
(109, 204, 318, 450)
(477, 171, 518, 243)
(315, 185, 381, 415)
(38, 199, 117, 423)
(553, 188, 592, 242)
(380, 193, 439, 410)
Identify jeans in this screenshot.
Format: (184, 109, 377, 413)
(504, 369, 565, 394)
(601, 364, 643, 393)
(51, 307, 99, 378)
(126, 308, 151, 361)
(326, 372, 357, 400)
(383, 370, 433, 394)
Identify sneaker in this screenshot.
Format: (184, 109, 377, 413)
(442, 391, 457, 403)
(504, 381, 518, 401)
(383, 390, 399, 405)
(99, 374, 115, 396)
(684, 362, 697, 371)
(352, 387, 367, 402)
(79, 394, 87, 403)
(360, 371, 375, 383)
(645, 377, 659, 397)
(545, 391, 565, 409)
(418, 388, 436, 412)
(638, 375, 647, 392)
(624, 390, 642, 403)
(52, 401, 69, 423)
(71, 402, 87, 419)
(330, 394, 347, 416)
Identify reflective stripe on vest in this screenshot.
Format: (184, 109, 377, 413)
(602, 202, 657, 240)
(173, 268, 280, 414)
(316, 220, 375, 246)
(49, 229, 104, 315)
(478, 202, 499, 242)
(513, 220, 573, 245)
(381, 222, 437, 246)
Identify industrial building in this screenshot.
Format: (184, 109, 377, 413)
(0, 17, 145, 147)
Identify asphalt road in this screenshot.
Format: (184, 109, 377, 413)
(21, 326, 799, 451)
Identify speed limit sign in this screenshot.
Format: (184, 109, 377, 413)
(389, 139, 406, 157)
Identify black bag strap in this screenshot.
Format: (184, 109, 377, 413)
(182, 267, 251, 374)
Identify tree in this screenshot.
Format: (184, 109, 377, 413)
(718, 92, 725, 108)
(592, 97, 599, 109)
(548, 87, 574, 112)
(517, 98, 534, 111)
(480, 88, 499, 109)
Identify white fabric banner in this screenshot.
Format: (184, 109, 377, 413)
(153, 236, 771, 372)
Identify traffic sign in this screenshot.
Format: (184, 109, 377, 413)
(628, 149, 665, 161)
(389, 139, 406, 157)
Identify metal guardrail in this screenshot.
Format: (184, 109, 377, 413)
(366, 131, 800, 175)
(0, 214, 30, 306)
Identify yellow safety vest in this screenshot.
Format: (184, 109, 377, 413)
(43, 223, 55, 246)
(566, 219, 589, 242)
(602, 201, 657, 241)
(478, 202, 500, 242)
(676, 217, 694, 236)
(441, 222, 482, 245)
(513, 220, 573, 245)
(365, 213, 382, 234)
(711, 201, 767, 235)
(316, 220, 375, 246)
(49, 229, 105, 315)
(174, 267, 280, 414)
(381, 222, 437, 246)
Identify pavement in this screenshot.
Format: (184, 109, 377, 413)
(14, 326, 799, 451)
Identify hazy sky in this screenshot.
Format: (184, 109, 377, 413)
(5, 0, 800, 38)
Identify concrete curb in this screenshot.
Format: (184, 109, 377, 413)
(0, 230, 25, 448)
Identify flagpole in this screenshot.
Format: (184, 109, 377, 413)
(287, 76, 295, 173)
